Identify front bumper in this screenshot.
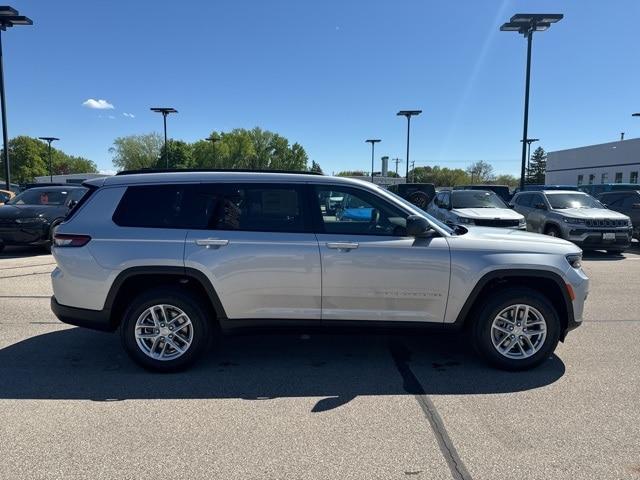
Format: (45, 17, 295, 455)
(566, 226, 632, 250)
(51, 296, 115, 332)
(0, 224, 49, 246)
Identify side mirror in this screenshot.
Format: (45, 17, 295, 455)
(534, 203, 547, 210)
(406, 215, 431, 236)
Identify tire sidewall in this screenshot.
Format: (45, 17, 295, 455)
(473, 288, 561, 370)
(120, 288, 211, 372)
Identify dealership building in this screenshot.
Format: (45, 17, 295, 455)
(545, 137, 640, 186)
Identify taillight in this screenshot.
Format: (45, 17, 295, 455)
(53, 233, 91, 247)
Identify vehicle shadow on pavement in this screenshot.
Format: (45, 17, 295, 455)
(0, 246, 50, 259)
(0, 328, 565, 410)
(582, 251, 627, 261)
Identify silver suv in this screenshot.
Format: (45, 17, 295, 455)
(50, 171, 588, 372)
(511, 190, 633, 253)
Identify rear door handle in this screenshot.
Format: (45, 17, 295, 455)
(326, 242, 359, 251)
(195, 238, 229, 248)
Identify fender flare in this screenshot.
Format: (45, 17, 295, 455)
(454, 268, 574, 327)
(104, 266, 228, 320)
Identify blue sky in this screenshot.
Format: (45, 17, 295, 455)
(4, 0, 640, 175)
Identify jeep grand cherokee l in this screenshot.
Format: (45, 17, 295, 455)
(50, 171, 588, 372)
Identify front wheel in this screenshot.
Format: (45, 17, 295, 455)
(120, 288, 212, 372)
(545, 225, 562, 238)
(471, 287, 561, 370)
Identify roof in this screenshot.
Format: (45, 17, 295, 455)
(87, 171, 375, 188)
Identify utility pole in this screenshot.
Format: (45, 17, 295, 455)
(409, 160, 415, 183)
(392, 158, 402, 176)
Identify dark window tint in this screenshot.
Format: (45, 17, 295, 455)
(530, 194, 545, 207)
(621, 193, 640, 209)
(113, 185, 196, 228)
(315, 185, 407, 236)
(113, 183, 307, 232)
(7, 189, 69, 206)
(203, 184, 306, 232)
(515, 193, 532, 207)
(441, 191, 451, 208)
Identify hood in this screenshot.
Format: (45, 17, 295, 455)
(555, 207, 630, 220)
(0, 204, 60, 220)
(449, 226, 579, 255)
(452, 207, 524, 221)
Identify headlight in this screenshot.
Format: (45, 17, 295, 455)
(563, 217, 585, 224)
(518, 217, 526, 226)
(454, 216, 474, 225)
(15, 217, 47, 224)
(566, 253, 582, 269)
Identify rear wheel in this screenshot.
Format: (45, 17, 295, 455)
(120, 288, 212, 372)
(471, 287, 561, 370)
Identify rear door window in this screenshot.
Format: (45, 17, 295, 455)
(515, 193, 532, 207)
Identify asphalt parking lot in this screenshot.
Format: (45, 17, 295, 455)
(1, 246, 639, 480)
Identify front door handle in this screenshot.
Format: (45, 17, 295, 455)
(195, 238, 229, 248)
(326, 242, 359, 251)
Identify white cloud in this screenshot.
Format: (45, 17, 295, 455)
(122, 112, 135, 118)
(82, 98, 115, 110)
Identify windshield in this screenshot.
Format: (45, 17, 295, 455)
(452, 191, 507, 209)
(547, 193, 603, 209)
(7, 189, 69, 206)
(382, 188, 455, 235)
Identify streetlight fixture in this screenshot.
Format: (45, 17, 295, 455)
(396, 110, 421, 182)
(0, 6, 33, 190)
(520, 137, 539, 178)
(365, 139, 381, 182)
(633, 113, 640, 118)
(501, 13, 563, 190)
(150, 107, 178, 168)
(38, 137, 59, 183)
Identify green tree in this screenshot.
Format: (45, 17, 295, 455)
(526, 147, 547, 184)
(310, 161, 323, 174)
(494, 174, 519, 188)
(466, 160, 495, 183)
(336, 170, 367, 177)
(409, 165, 470, 187)
(1, 136, 97, 183)
(110, 133, 163, 171)
(158, 140, 193, 169)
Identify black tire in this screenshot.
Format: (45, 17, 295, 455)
(471, 287, 561, 371)
(544, 225, 562, 238)
(120, 288, 212, 372)
(408, 191, 429, 209)
(0, 242, 4, 254)
(607, 248, 626, 254)
(44, 220, 62, 253)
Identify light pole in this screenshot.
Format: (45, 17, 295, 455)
(38, 137, 59, 183)
(520, 137, 539, 180)
(397, 110, 421, 182)
(150, 107, 178, 168)
(501, 13, 563, 191)
(365, 139, 381, 182)
(206, 133, 219, 167)
(0, 6, 33, 190)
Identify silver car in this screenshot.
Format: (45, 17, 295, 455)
(50, 171, 588, 372)
(511, 190, 633, 253)
(427, 189, 526, 229)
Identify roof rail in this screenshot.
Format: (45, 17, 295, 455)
(115, 168, 323, 176)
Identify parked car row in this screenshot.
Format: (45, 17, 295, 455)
(388, 181, 638, 253)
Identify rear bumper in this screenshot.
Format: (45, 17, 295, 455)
(51, 296, 115, 332)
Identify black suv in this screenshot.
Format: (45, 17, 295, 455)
(597, 190, 640, 240)
(0, 186, 87, 252)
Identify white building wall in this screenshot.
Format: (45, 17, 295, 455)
(546, 138, 640, 186)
